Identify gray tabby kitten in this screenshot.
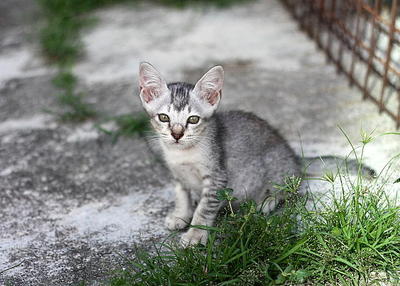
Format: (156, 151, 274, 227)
(138, 62, 300, 246)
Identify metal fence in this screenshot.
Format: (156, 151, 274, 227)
(282, 0, 400, 128)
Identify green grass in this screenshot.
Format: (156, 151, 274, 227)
(294, 183, 400, 284)
(110, 199, 306, 285)
(107, 133, 400, 285)
(49, 70, 97, 121)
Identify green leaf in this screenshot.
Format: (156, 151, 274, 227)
(274, 238, 309, 263)
(216, 188, 234, 201)
(331, 227, 342, 236)
(333, 257, 361, 272)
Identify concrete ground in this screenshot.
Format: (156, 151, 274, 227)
(0, 0, 399, 285)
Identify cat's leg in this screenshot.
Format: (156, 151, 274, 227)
(165, 181, 193, 230)
(180, 176, 223, 247)
(259, 196, 280, 214)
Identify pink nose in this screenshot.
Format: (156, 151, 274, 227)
(171, 132, 183, 141)
(171, 124, 184, 141)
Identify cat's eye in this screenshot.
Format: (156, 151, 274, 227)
(158, 113, 170, 122)
(187, 116, 200, 124)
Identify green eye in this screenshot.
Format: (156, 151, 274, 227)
(187, 116, 200, 124)
(158, 113, 170, 122)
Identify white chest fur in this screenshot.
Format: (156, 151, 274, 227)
(162, 145, 209, 192)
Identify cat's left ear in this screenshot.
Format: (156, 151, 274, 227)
(193, 66, 224, 115)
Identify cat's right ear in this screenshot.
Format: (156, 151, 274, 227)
(138, 62, 169, 115)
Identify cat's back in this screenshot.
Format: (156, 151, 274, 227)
(213, 110, 300, 192)
(214, 110, 294, 156)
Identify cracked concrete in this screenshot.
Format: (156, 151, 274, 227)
(0, 0, 399, 285)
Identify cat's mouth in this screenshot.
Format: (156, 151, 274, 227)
(166, 138, 182, 145)
(171, 137, 184, 145)
(163, 135, 193, 147)
(168, 138, 191, 148)
(174, 139, 188, 145)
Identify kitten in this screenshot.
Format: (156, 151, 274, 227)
(138, 62, 301, 246)
(137, 62, 377, 246)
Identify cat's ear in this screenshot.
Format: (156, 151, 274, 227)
(138, 62, 169, 114)
(193, 66, 224, 114)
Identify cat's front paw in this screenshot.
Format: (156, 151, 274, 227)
(165, 213, 191, 230)
(180, 228, 208, 247)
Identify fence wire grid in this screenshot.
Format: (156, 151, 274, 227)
(282, 0, 400, 128)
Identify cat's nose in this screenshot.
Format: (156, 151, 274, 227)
(171, 124, 184, 141)
(171, 132, 184, 141)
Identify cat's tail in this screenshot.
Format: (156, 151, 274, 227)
(301, 155, 376, 179)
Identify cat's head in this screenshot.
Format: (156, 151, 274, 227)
(138, 62, 224, 148)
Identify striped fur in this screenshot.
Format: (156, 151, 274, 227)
(168, 82, 193, 111)
(138, 63, 300, 246)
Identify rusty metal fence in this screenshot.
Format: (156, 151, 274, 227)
(282, 0, 400, 128)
